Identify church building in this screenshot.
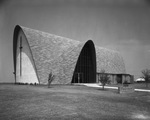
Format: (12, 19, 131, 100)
(13, 25, 133, 84)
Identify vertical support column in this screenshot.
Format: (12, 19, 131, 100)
(78, 73, 80, 83)
(19, 36, 23, 76)
(122, 75, 126, 84)
(114, 75, 117, 84)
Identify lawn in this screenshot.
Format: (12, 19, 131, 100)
(0, 84, 150, 120)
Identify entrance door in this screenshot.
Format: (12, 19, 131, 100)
(73, 73, 83, 83)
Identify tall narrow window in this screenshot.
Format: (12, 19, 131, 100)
(19, 36, 23, 76)
(72, 40, 96, 83)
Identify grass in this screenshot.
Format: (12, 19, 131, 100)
(0, 84, 150, 120)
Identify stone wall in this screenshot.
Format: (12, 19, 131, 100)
(96, 47, 126, 74)
(21, 26, 84, 84)
(14, 25, 126, 84)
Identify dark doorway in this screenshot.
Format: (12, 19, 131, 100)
(72, 40, 96, 83)
(117, 74, 122, 83)
(72, 73, 83, 83)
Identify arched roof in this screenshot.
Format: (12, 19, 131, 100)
(14, 25, 86, 84)
(13, 25, 126, 84)
(95, 47, 126, 74)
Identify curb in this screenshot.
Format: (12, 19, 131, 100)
(83, 84, 150, 92)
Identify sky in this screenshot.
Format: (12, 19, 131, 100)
(0, 0, 150, 82)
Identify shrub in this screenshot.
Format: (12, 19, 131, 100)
(98, 69, 110, 90)
(48, 72, 55, 88)
(123, 80, 129, 87)
(141, 69, 150, 88)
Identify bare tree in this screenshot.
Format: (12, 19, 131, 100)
(98, 69, 110, 90)
(141, 69, 150, 88)
(48, 72, 55, 88)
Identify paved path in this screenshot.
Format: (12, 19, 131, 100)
(83, 83, 150, 92)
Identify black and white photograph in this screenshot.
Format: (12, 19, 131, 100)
(0, 0, 150, 119)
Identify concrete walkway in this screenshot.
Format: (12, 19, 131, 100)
(83, 83, 150, 92)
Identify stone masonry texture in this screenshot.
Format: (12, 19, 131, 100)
(13, 25, 126, 84)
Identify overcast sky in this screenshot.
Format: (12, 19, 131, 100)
(0, 0, 150, 82)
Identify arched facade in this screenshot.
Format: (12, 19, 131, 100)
(72, 40, 96, 83)
(13, 25, 126, 84)
(14, 27, 39, 84)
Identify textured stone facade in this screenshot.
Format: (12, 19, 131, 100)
(96, 47, 126, 74)
(13, 25, 126, 84)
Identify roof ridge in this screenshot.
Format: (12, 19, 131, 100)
(20, 25, 81, 44)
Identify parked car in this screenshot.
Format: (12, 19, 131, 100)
(135, 78, 145, 83)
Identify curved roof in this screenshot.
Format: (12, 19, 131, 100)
(13, 25, 126, 84)
(96, 47, 126, 74)
(14, 25, 86, 84)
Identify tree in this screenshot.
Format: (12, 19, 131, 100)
(98, 69, 110, 90)
(141, 69, 150, 88)
(48, 72, 55, 88)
